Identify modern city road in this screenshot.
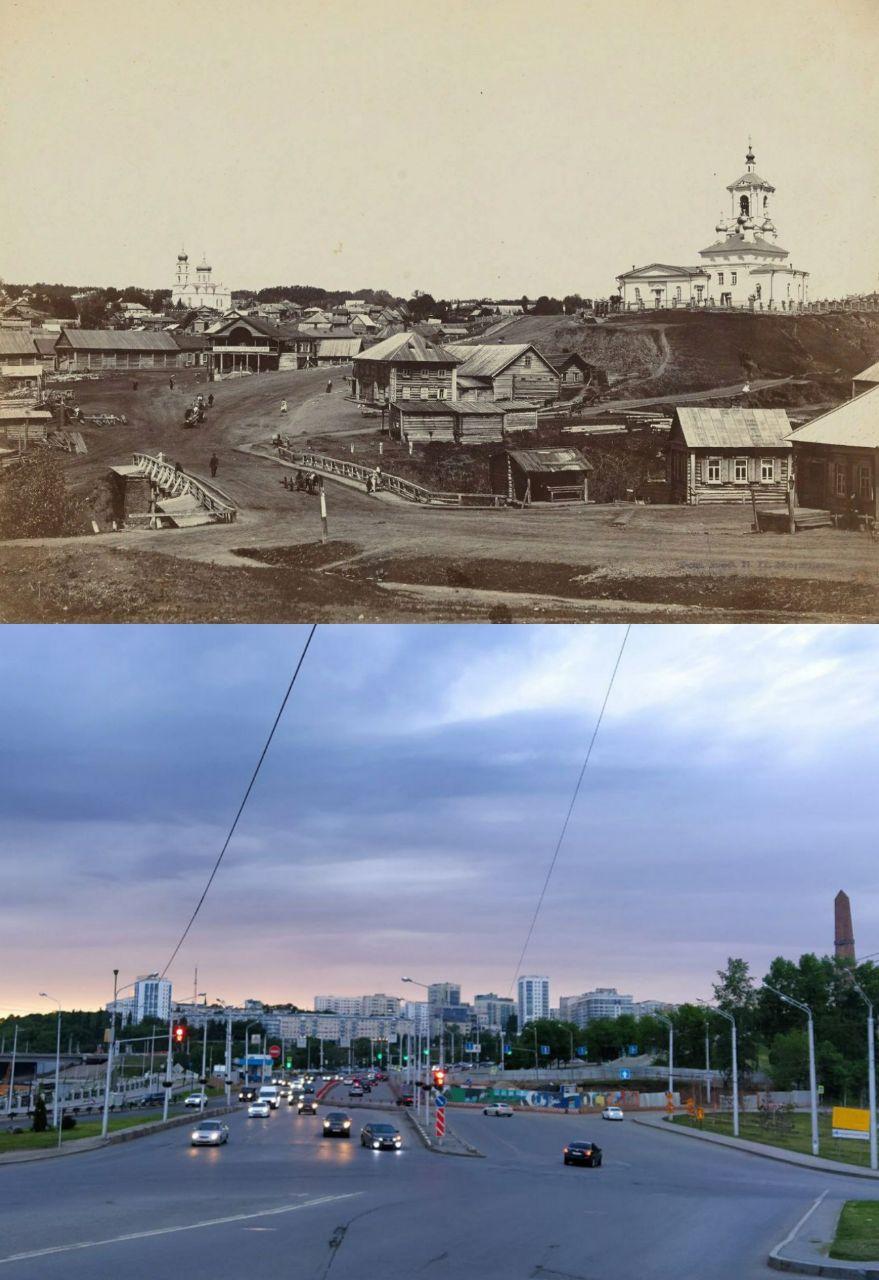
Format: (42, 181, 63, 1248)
(0, 1080, 873, 1279)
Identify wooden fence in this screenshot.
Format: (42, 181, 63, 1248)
(276, 445, 513, 509)
(132, 453, 238, 522)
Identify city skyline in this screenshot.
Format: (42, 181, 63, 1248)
(2, 623, 876, 1016)
(1, 0, 877, 299)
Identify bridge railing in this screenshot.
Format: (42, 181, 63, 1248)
(133, 453, 238, 522)
(276, 445, 513, 509)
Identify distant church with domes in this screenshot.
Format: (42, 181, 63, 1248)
(172, 250, 231, 312)
(617, 144, 809, 311)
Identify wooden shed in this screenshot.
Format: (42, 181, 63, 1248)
(667, 407, 791, 504)
(789, 384, 879, 521)
(389, 400, 457, 443)
(490, 447, 593, 503)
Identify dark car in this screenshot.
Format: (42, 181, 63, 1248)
(238, 1088, 257, 1102)
(396, 1093, 414, 1107)
(322, 1111, 352, 1138)
(563, 1140, 602, 1167)
(142, 1092, 165, 1106)
(287, 1092, 302, 1107)
(303, 1084, 316, 1095)
(298, 1097, 318, 1115)
(361, 1122, 402, 1151)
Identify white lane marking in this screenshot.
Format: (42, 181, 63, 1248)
(0, 1193, 360, 1266)
(774, 1188, 829, 1253)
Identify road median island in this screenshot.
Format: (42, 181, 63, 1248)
(768, 1193, 879, 1278)
(0, 1104, 239, 1166)
(633, 1113, 879, 1180)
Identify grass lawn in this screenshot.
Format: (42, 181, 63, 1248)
(673, 1112, 875, 1168)
(830, 1201, 879, 1261)
(0, 1113, 165, 1153)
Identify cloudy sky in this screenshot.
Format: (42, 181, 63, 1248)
(1, 0, 877, 298)
(1, 623, 876, 1018)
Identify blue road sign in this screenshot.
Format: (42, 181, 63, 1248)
(576, 1046, 587, 1057)
(628, 1044, 639, 1056)
(539, 1045, 550, 1055)
(434, 1093, 446, 1107)
(619, 1068, 631, 1080)
(465, 1077, 472, 1086)
(464, 1042, 476, 1052)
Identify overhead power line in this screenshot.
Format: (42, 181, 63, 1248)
(508, 625, 631, 998)
(160, 624, 317, 978)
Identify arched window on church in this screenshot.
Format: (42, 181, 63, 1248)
(675, 286, 682, 302)
(740, 195, 750, 216)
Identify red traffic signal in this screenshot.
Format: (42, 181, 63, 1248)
(432, 1068, 446, 1088)
(173, 1025, 187, 1044)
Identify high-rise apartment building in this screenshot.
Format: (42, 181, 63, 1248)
(517, 975, 550, 1027)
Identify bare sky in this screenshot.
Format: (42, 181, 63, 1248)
(1, 0, 877, 299)
(2, 624, 876, 1018)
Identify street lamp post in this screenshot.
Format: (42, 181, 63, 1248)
(4, 1025, 18, 1117)
(764, 984, 819, 1156)
(700, 1000, 738, 1137)
(846, 974, 877, 1172)
(657, 1013, 674, 1096)
(101, 969, 120, 1138)
(198, 993, 208, 1111)
(38, 994, 61, 1130)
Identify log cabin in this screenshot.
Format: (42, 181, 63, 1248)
(667, 407, 792, 504)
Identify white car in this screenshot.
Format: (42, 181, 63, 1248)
(483, 1103, 514, 1117)
(248, 1100, 271, 1118)
(602, 1106, 625, 1121)
(191, 1120, 229, 1146)
(184, 1093, 208, 1108)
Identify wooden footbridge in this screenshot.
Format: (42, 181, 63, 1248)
(124, 452, 238, 527)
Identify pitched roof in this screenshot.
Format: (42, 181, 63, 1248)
(699, 234, 789, 258)
(445, 343, 558, 379)
(506, 447, 593, 473)
(673, 407, 791, 449)
(854, 360, 879, 385)
(726, 171, 775, 192)
(789, 385, 879, 449)
(58, 328, 180, 351)
(316, 337, 363, 358)
(616, 263, 711, 280)
(352, 332, 456, 364)
(0, 330, 40, 356)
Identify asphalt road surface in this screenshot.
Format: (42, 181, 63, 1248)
(1, 1079, 875, 1279)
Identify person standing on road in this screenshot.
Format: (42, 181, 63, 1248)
(326, 379, 332, 394)
(132, 380, 138, 391)
(207, 393, 214, 408)
(169, 377, 175, 391)
(281, 399, 288, 414)
(209, 453, 219, 478)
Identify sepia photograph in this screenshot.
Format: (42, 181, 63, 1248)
(0, 0, 877, 622)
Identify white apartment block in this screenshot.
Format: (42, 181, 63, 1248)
(517, 975, 550, 1027)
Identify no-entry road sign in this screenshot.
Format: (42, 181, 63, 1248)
(268, 1045, 281, 1060)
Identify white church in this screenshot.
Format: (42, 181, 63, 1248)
(617, 144, 809, 311)
(172, 250, 231, 312)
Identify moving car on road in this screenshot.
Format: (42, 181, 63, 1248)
(563, 1140, 602, 1167)
(248, 1100, 271, 1118)
(602, 1106, 624, 1121)
(142, 1092, 165, 1106)
(396, 1093, 414, 1107)
(184, 1093, 208, 1108)
(361, 1123, 402, 1150)
(191, 1120, 229, 1146)
(348, 1084, 364, 1098)
(323, 1111, 352, 1138)
(483, 1102, 514, 1117)
(298, 1097, 318, 1115)
(239, 1087, 257, 1102)
(258, 1085, 281, 1110)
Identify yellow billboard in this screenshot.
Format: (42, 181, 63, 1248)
(831, 1106, 871, 1140)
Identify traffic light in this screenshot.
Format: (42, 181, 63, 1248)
(432, 1068, 446, 1089)
(173, 1025, 186, 1044)
(285, 1057, 293, 1070)
(376, 1051, 383, 1062)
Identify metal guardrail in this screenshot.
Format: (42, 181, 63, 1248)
(132, 453, 237, 522)
(276, 445, 513, 509)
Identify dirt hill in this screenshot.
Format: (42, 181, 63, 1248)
(485, 311, 879, 403)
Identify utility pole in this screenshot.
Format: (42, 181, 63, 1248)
(5, 1025, 18, 1116)
(765, 985, 818, 1156)
(162, 1009, 174, 1122)
(38, 994, 61, 1130)
(657, 1014, 674, 1096)
(101, 969, 119, 1139)
(705, 1023, 711, 1104)
(847, 974, 877, 1172)
(199, 994, 208, 1112)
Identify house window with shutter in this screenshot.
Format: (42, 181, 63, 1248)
(731, 272, 737, 285)
(706, 456, 722, 483)
(420, 386, 428, 400)
(401, 386, 411, 400)
(734, 457, 748, 483)
(760, 457, 775, 482)
(857, 463, 872, 499)
(718, 272, 724, 286)
(835, 463, 847, 496)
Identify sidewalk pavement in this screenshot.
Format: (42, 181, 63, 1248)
(633, 1113, 879, 1181)
(768, 1191, 879, 1278)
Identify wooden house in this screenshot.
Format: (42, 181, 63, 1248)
(315, 336, 363, 366)
(789, 384, 879, 520)
(667, 407, 791, 504)
(205, 313, 289, 376)
(445, 343, 560, 404)
(490, 447, 593, 503)
(555, 352, 592, 385)
(389, 400, 458, 443)
(55, 328, 187, 372)
(352, 332, 457, 406)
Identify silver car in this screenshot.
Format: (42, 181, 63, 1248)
(191, 1120, 229, 1146)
